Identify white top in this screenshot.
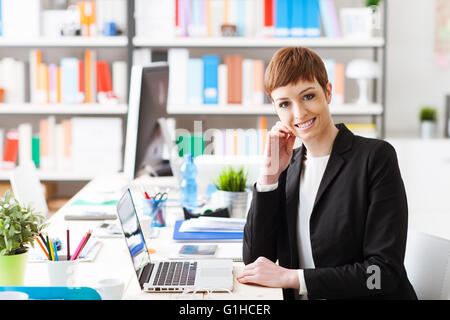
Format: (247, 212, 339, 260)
(256, 153, 330, 298)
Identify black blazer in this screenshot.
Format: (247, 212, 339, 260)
(243, 123, 417, 300)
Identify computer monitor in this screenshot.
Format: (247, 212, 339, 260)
(124, 63, 171, 180)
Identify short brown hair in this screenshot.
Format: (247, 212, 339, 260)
(264, 47, 329, 100)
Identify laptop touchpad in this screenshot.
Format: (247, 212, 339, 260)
(200, 268, 229, 277)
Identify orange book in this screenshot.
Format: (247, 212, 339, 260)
(61, 120, 72, 159)
(79, 61, 85, 103)
(2, 130, 19, 169)
(37, 63, 48, 104)
(78, 1, 96, 36)
(85, 50, 92, 103)
(225, 55, 243, 104)
(57, 67, 62, 103)
(333, 63, 345, 106)
(253, 60, 265, 105)
(233, 131, 238, 155)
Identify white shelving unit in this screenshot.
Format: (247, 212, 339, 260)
(0, 170, 99, 181)
(134, 36, 385, 48)
(167, 104, 383, 116)
(0, 104, 128, 115)
(0, 36, 128, 47)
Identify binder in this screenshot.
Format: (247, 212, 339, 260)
(173, 220, 243, 242)
(275, 0, 290, 38)
(291, 0, 305, 37)
(203, 55, 219, 104)
(305, 0, 321, 38)
(225, 55, 243, 104)
(61, 58, 79, 104)
(188, 58, 203, 105)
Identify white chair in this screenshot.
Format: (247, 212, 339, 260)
(9, 160, 49, 218)
(404, 230, 450, 300)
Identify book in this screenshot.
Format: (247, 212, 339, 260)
(291, 0, 305, 37)
(189, 0, 207, 37)
(78, 60, 85, 103)
(18, 123, 32, 167)
(31, 134, 40, 169)
(218, 64, 228, 106)
(48, 64, 58, 104)
(187, 58, 203, 105)
(319, 0, 334, 37)
(236, 0, 246, 37)
(253, 60, 265, 105)
(29, 50, 41, 104)
(263, 0, 275, 37)
(305, 0, 321, 38)
(112, 61, 127, 104)
(225, 55, 243, 104)
(84, 50, 97, 103)
(242, 59, 254, 106)
(96, 61, 118, 104)
(209, 0, 223, 37)
(203, 55, 219, 104)
(326, 0, 341, 37)
(275, 0, 290, 38)
(61, 58, 79, 104)
(333, 63, 345, 106)
(168, 49, 189, 106)
(173, 220, 243, 242)
(2, 129, 19, 169)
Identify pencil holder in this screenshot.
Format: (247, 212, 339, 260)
(142, 198, 167, 227)
(46, 259, 79, 286)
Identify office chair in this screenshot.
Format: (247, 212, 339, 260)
(404, 230, 450, 300)
(0, 286, 101, 300)
(9, 160, 49, 218)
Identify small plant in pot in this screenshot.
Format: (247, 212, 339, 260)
(214, 166, 249, 218)
(420, 106, 437, 139)
(0, 190, 48, 285)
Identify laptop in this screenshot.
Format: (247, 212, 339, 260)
(116, 188, 234, 292)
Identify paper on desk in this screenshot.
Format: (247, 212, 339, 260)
(179, 217, 246, 233)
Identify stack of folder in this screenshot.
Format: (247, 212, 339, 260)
(173, 217, 245, 242)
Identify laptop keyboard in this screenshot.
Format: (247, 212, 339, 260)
(153, 261, 197, 286)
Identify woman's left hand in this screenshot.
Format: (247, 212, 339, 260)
(237, 256, 300, 289)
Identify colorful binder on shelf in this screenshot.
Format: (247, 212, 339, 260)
(305, 0, 321, 38)
(225, 55, 243, 104)
(203, 55, 219, 104)
(291, 0, 305, 37)
(60, 58, 79, 104)
(275, 0, 290, 38)
(2, 129, 19, 169)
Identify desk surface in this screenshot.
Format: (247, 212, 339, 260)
(25, 173, 283, 300)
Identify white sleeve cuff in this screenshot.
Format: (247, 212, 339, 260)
(298, 269, 308, 295)
(256, 182, 278, 192)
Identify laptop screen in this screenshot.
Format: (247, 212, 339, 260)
(116, 189, 151, 278)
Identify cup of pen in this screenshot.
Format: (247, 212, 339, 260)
(46, 259, 80, 286)
(142, 194, 167, 228)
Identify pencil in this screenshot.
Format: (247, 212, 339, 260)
(39, 233, 47, 248)
(35, 237, 49, 260)
(53, 241, 59, 261)
(66, 229, 71, 261)
(70, 232, 88, 261)
(45, 234, 52, 260)
(73, 230, 92, 260)
(49, 238, 55, 261)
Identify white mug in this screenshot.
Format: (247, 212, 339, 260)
(95, 278, 125, 300)
(46, 259, 79, 286)
(0, 291, 29, 300)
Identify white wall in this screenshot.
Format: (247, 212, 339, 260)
(386, 0, 450, 137)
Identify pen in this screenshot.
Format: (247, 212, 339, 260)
(39, 233, 47, 248)
(66, 228, 71, 261)
(53, 240, 59, 261)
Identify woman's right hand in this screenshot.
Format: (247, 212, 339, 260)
(258, 121, 297, 185)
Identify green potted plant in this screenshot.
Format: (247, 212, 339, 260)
(366, 0, 382, 37)
(0, 190, 48, 285)
(214, 166, 249, 218)
(420, 106, 437, 139)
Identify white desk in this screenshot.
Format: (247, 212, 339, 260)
(24, 173, 283, 300)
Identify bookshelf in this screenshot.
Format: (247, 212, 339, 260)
(0, 0, 388, 183)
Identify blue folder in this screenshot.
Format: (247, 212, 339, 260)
(173, 220, 243, 242)
(203, 55, 219, 104)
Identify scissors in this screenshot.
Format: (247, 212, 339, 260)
(152, 192, 168, 202)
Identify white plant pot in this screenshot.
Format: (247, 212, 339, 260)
(216, 190, 249, 219)
(420, 121, 436, 139)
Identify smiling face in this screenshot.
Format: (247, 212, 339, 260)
(271, 79, 333, 142)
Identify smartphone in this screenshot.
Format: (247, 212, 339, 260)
(178, 244, 217, 257)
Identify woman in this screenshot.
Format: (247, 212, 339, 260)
(237, 47, 417, 300)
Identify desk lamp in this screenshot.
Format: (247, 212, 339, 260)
(345, 59, 381, 106)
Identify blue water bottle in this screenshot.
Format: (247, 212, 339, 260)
(179, 154, 198, 210)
